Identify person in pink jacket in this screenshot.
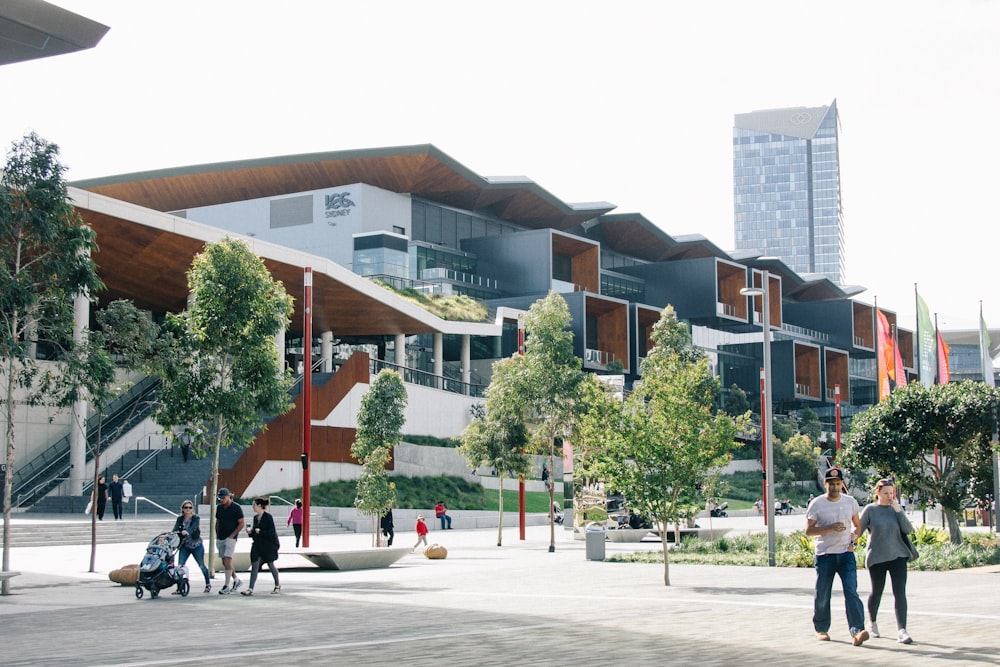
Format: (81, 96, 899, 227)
(287, 498, 303, 547)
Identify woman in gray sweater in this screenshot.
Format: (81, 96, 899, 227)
(858, 478, 916, 644)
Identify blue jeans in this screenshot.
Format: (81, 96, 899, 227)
(179, 544, 210, 586)
(438, 515, 451, 529)
(814, 551, 864, 634)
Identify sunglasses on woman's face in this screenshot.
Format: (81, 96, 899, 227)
(182, 506, 193, 510)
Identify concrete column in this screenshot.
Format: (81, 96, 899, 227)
(275, 326, 286, 376)
(433, 333, 443, 388)
(461, 334, 471, 395)
(320, 331, 334, 372)
(69, 292, 90, 496)
(395, 334, 406, 366)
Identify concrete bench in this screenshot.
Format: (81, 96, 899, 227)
(222, 548, 409, 572)
(606, 529, 653, 543)
(299, 548, 410, 571)
(650, 527, 732, 542)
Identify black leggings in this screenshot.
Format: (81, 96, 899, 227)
(868, 556, 909, 628)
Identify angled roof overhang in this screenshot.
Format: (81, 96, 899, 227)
(578, 214, 679, 262)
(734, 252, 865, 301)
(663, 234, 733, 261)
(0, 0, 108, 66)
(70, 145, 615, 232)
(70, 188, 499, 338)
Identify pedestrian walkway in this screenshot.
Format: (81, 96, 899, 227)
(1, 515, 998, 666)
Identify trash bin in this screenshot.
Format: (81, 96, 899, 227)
(585, 523, 606, 561)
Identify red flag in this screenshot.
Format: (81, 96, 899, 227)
(894, 343, 907, 387)
(876, 309, 894, 400)
(937, 331, 951, 384)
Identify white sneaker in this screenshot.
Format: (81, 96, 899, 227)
(230, 577, 242, 592)
(897, 628, 912, 644)
(869, 621, 880, 638)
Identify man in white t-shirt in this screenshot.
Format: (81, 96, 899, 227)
(805, 467, 867, 646)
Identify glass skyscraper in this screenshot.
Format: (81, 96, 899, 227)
(733, 100, 845, 284)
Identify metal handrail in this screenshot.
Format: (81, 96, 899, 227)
(268, 495, 295, 506)
(17, 477, 70, 507)
(132, 496, 179, 519)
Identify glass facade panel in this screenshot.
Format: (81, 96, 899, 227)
(733, 102, 845, 284)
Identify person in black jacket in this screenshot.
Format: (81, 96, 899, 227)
(94, 476, 108, 520)
(108, 474, 125, 520)
(173, 500, 212, 593)
(380, 508, 394, 546)
(241, 497, 281, 596)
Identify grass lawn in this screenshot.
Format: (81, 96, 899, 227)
(482, 488, 555, 513)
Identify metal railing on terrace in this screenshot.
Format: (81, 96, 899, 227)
(420, 267, 499, 291)
(370, 358, 485, 398)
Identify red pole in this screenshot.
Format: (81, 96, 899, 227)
(760, 368, 767, 526)
(302, 267, 312, 548)
(518, 314, 526, 541)
(834, 384, 842, 452)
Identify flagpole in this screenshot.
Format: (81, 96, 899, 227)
(983, 301, 1000, 535)
(915, 285, 921, 386)
(934, 312, 940, 384)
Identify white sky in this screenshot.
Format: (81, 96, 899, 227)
(3, 0, 998, 330)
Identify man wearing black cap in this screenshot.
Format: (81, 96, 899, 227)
(805, 467, 867, 646)
(215, 488, 245, 594)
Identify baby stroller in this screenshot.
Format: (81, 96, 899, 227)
(135, 531, 189, 599)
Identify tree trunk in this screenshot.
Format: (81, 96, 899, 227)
(2, 356, 17, 596)
(548, 442, 556, 552)
(497, 475, 504, 547)
(944, 507, 964, 544)
(207, 425, 223, 579)
(660, 518, 671, 586)
(89, 416, 101, 573)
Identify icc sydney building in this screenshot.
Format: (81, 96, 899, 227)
(9, 144, 923, 505)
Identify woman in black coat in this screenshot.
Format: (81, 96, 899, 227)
(241, 497, 281, 596)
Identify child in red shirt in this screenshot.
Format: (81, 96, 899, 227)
(413, 515, 428, 551)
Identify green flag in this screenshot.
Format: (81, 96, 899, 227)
(916, 292, 935, 388)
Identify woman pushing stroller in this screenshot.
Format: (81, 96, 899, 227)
(172, 500, 212, 593)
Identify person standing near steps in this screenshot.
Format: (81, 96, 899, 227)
(287, 498, 304, 548)
(806, 467, 868, 646)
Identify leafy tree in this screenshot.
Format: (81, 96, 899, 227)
(570, 374, 627, 528)
(517, 292, 586, 551)
(609, 306, 749, 585)
(774, 432, 819, 484)
(797, 407, 823, 446)
(459, 358, 531, 546)
(1, 133, 102, 594)
(352, 369, 407, 545)
(153, 237, 293, 571)
(843, 381, 998, 543)
(772, 417, 795, 444)
(44, 300, 161, 571)
(724, 383, 750, 417)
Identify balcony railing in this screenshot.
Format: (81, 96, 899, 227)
(718, 301, 737, 317)
(584, 348, 616, 367)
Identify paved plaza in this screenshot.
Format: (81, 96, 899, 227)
(1, 513, 999, 666)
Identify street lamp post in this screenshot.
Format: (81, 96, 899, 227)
(741, 273, 776, 567)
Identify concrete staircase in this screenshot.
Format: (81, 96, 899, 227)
(1, 509, 351, 548)
(28, 443, 241, 515)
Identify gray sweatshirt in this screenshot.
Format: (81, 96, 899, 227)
(859, 503, 914, 567)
